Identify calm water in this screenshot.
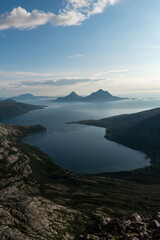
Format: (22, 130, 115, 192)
(2, 98, 160, 173)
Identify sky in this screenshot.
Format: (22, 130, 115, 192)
(0, 0, 160, 97)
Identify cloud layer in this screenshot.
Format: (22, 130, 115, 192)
(20, 78, 100, 86)
(0, 70, 52, 78)
(0, 0, 119, 30)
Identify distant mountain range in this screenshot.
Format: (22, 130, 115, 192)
(8, 90, 126, 102)
(0, 99, 44, 120)
(11, 93, 35, 100)
(11, 93, 55, 101)
(54, 89, 126, 102)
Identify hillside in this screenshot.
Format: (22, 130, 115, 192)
(54, 89, 126, 102)
(0, 123, 86, 240)
(0, 99, 44, 120)
(72, 107, 160, 160)
(2, 122, 160, 239)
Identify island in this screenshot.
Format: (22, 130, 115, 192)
(11, 93, 56, 101)
(53, 89, 127, 102)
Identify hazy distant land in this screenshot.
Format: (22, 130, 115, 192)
(0, 99, 45, 119)
(10, 93, 56, 101)
(53, 89, 127, 102)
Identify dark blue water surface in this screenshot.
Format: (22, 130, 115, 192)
(2, 98, 160, 173)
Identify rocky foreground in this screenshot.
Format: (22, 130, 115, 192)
(0, 124, 85, 240)
(75, 212, 160, 240)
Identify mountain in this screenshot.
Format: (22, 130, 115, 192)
(0, 99, 44, 120)
(85, 89, 123, 101)
(54, 91, 83, 102)
(11, 93, 56, 101)
(54, 89, 126, 102)
(11, 93, 35, 100)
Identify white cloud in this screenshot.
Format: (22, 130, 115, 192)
(68, 54, 85, 58)
(0, 0, 120, 31)
(0, 68, 128, 80)
(0, 7, 52, 30)
(95, 69, 130, 76)
(91, 0, 118, 15)
(0, 70, 52, 78)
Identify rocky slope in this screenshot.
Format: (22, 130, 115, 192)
(75, 212, 160, 240)
(0, 124, 86, 240)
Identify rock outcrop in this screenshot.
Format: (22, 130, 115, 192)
(75, 213, 160, 240)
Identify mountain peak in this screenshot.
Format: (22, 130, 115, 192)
(97, 89, 106, 92)
(88, 89, 112, 97)
(55, 91, 82, 102)
(69, 91, 78, 96)
(95, 89, 109, 94)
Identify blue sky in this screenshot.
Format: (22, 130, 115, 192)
(0, 0, 160, 97)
